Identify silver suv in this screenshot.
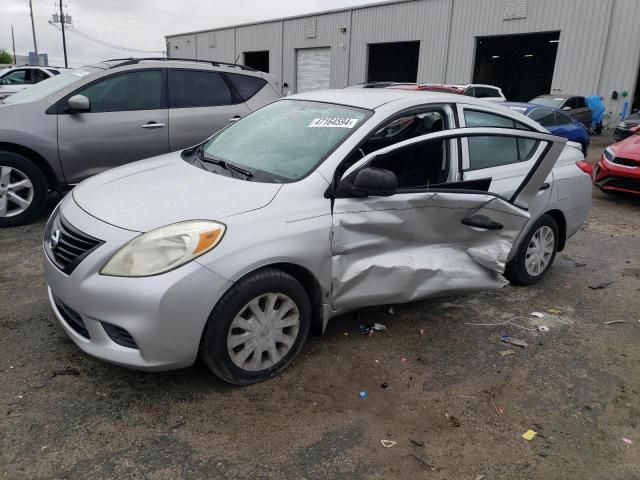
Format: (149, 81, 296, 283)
(0, 58, 281, 226)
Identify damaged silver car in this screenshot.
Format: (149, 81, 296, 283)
(43, 89, 592, 384)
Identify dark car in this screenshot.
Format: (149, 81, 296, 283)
(530, 94, 592, 128)
(504, 102, 590, 153)
(613, 112, 640, 142)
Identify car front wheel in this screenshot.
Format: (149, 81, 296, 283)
(0, 152, 48, 227)
(200, 268, 311, 385)
(505, 214, 559, 285)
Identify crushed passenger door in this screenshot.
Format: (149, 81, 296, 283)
(329, 128, 566, 311)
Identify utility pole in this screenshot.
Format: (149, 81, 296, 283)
(29, 0, 40, 65)
(58, 0, 68, 68)
(11, 25, 17, 64)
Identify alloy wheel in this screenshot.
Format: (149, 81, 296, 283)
(0, 166, 34, 217)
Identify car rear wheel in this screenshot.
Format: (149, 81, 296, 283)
(505, 214, 559, 286)
(0, 152, 47, 227)
(200, 268, 311, 385)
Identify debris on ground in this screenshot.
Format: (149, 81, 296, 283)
(372, 323, 387, 331)
(359, 390, 368, 399)
(51, 368, 80, 377)
(603, 320, 626, 325)
(475, 475, 486, 480)
(410, 439, 425, 447)
(500, 335, 528, 348)
(381, 382, 389, 389)
(498, 350, 516, 356)
(380, 439, 397, 448)
(575, 262, 587, 268)
(401, 356, 408, 363)
(546, 307, 563, 315)
(387, 306, 395, 315)
(530, 312, 545, 318)
(589, 280, 615, 290)
(445, 412, 461, 427)
(419, 328, 426, 335)
(538, 326, 550, 332)
(522, 429, 538, 441)
(409, 453, 434, 469)
(622, 437, 633, 445)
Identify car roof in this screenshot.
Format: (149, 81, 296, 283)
(533, 94, 581, 100)
(289, 88, 490, 110)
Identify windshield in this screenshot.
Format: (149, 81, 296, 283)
(4, 67, 100, 104)
(531, 96, 564, 109)
(200, 100, 371, 182)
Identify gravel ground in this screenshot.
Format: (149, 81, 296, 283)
(1, 134, 639, 479)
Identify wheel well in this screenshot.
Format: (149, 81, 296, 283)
(0, 142, 60, 191)
(259, 263, 325, 336)
(546, 209, 567, 251)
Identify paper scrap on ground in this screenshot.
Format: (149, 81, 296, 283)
(522, 429, 538, 441)
(380, 439, 397, 448)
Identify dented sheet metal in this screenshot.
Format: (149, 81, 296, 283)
(331, 192, 530, 311)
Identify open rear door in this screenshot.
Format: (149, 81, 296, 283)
(329, 128, 566, 311)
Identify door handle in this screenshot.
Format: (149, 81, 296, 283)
(539, 182, 551, 191)
(140, 121, 165, 129)
(461, 215, 504, 230)
(228, 115, 242, 123)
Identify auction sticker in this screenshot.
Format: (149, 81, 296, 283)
(308, 118, 359, 128)
(72, 70, 91, 77)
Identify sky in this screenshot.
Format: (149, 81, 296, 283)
(0, 0, 390, 67)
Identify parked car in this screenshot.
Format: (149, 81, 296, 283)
(43, 89, 592, 384)
(613, 112, 640, 142)
(388, 83, 506, 102)
(504, 102, 590, 153)
(529, 94, 592, 128)
(0, 58, 281, 226)
(0, 65, 66, 100)
(593, 127, 640, 196)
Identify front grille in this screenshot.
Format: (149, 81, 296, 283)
(44, 211, 103, 274)
(612, 157, 639, 168)
(102, 323, 138, 349)
(53, 296, 90, 339)
(605, 177, 640, 192)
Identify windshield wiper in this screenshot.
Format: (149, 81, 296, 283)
(199, 151, 253, 179)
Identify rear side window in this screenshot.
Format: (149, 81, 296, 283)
(33, 69, 50, 83)
(226, 73, 267, 102)
(474, 87, 500, 98)
(169, 70, 232, 108)
(47, 69, 61, 75)
(77, 70, 162, 112)
(555, 112, 573, 124)
(574, 97, 586, 108)
(564, 97, 578, 109)
(464, 110, 538, 170)
(529, 108, 556, 127)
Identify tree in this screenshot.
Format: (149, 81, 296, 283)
(0, 49, 12, 64)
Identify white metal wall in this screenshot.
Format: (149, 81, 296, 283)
(166, 0, 640, 117)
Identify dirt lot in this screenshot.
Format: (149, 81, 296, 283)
(1, 135, 639, 479)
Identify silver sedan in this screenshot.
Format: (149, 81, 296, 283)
(43, 89, 592, 384)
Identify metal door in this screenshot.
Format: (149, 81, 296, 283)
(295, 47, 331, 93)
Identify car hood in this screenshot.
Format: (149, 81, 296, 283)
(72, 153, 283, 232)
(612, 135, 640, 160)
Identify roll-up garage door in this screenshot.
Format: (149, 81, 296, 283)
(295, 47, 331, 93)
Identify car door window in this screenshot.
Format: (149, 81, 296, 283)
(2, 69, 28, 85)
(464, 87, 475, 97)
(464, 110, 538, 166)
(474, 87, 499, 98)
(529, 108, 556, 127)
(33, 69, 50, 83)
(574, 97, 586, 108)
(555, 111, 573, 125)
(169, 70, 232, 108)
(77, 70, 162, 113)
(564, 97, 578, 109)
(226, 73, 266, 102)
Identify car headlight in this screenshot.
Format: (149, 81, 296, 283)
(603, 147, 615, 163)
(101, 220, 225, 277)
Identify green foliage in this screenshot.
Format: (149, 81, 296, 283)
(0, 49, 12, 64)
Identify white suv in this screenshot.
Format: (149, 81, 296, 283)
(0, 66, 66, 99)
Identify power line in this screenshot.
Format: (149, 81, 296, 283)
(48, 22, 164, 54)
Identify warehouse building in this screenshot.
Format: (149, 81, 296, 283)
(166, 0, 640, 122)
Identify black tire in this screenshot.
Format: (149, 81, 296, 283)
(200, 268, 311, 385)
(0, 151, 48, 227)
(595, 123, 603, 135)
(505, 214, 559, 286)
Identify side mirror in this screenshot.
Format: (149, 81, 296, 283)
(338, 167, 398, 198)
(67, 94, 90, 112)
(561, 106, 571, 111)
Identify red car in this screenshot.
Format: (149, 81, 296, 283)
(593, 127, 640, 196)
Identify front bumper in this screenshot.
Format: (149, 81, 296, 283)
(593, 157, 640, 196)
(43, 196, 232, 371)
